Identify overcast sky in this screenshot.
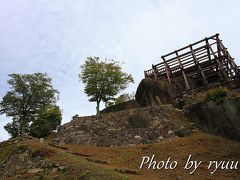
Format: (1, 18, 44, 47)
(1, 0, 240, 141)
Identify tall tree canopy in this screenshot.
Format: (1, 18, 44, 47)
(0, 73, 61, 137)
(79, 57, 134, 114)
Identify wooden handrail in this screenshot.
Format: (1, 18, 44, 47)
(162, 34, 218, 58)
(144, 33, 238, 90)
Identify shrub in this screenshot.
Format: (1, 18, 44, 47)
(206, 87, 229, 104)
(29, 106, 62, 138)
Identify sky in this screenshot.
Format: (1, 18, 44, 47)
(1, 0, 240, 141)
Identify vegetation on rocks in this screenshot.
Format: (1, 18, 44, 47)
(106, 92, 135, 108)
(206, 87, 230, 104)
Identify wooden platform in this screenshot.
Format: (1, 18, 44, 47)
(144, 34, 240, 90)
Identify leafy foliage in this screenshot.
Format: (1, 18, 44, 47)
(4, 120, 21, 138)
(79, 57, 134, 114)
(206, 87, 229, 104)
(72, 114, 79, 119)
(29, 106, 62, 138)
(105, 92, 135, 107)
(0, 73, 60, 137)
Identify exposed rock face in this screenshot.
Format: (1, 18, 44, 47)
(185, 97, 240, 141)
(135, 78, 185, 107)
(53, 105, 194, 147)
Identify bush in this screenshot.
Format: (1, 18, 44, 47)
(206, 87, 229, 104)
(29, 106, 62, 138)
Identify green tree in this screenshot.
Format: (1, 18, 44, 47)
(0, 73, 59, 137)
(105, 92, 135, 107)
(29, 106, 62, 138)
(4, 119, 21, 138)
(79, 57, 134, 114)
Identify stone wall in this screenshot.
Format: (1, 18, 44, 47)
(53, 105, 195, 147)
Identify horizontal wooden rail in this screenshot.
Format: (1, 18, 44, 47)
(144, 34, 239, 90)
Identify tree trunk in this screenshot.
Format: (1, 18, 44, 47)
(96, 101, 100, 115)
(20, 115, 27, 136)
(20, 121, 26, 136)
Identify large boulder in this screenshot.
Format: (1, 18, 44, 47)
(135, 78, 185, 106)
(185, 97, 240, 141)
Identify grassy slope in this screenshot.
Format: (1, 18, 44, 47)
(1, 132, 240, 179)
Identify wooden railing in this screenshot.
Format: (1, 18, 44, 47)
(144, 34, 239, 90)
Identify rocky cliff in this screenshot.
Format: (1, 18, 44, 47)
(185, 97, 240, 141)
